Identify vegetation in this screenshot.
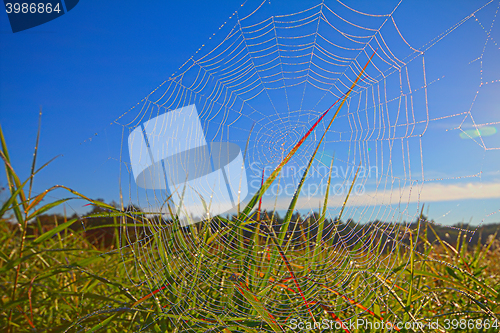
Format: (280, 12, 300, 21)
(1, 124, 500, 333)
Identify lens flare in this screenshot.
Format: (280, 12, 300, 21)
(459, 126, 497, 139)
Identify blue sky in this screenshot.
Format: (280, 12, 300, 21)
(0, 0, 499, 226)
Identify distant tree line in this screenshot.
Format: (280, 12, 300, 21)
(3, 199, 498, 251)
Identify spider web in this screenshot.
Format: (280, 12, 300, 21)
(108, 0, 499, 330)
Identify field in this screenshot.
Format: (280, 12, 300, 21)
(1, 123, 500, 333)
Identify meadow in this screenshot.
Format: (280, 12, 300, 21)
(1, 120, 500, 333)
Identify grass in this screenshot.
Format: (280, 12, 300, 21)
(1, 123, 500, 333)
(1, 193, 500, 332)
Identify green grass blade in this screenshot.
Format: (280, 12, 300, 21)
(0, 176, 30, 219)
(32, 217, 78, 245)
(311, 154, 335, 268)
(231, 277, 284, 333)
(27, 107, 42, 201)
(26, 198, 71, 221)
(279, 142, 323, 247)
(0, 149, 25, 224)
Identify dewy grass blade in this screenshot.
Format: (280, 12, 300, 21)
(373, 273, 426, 333)
(279, 137, 322, 247)
(230, 275, 284, 333)
(0, 172, 30, 219)
(257, 168, 264, 222)
(26, 198, 72, 221)
(32, 217, 78, 245)
(0, 150, 25, 224)
(27, 107, 42, 201)
(338, 163, 361, 222)
(86, 313, 119, 333)
(132, 285, 167, 308)
(319, 303, 351, 333)
(312, 154, 335, 268)
(405, 205, 424, 321)
(308, 277, 401, 332)
(0, 152, 63, 215)
(261, 224, 317, 324)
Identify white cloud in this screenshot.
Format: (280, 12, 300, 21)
(413, 182, 500, 202)
(256, 181, 500, 211)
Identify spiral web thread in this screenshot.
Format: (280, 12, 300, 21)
(111, 0, 499, 330)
